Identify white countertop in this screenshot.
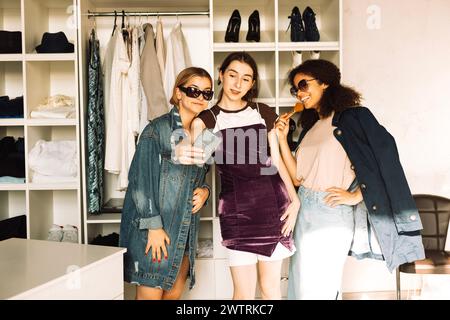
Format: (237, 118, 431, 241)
(0, 238, 126, 299)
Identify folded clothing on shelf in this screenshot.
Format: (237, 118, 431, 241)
(0, 30, 22, 54)
(0, 136, 25, 178)
(101, 198, 124, 213)
(196, 239, 213, 258)
(0, 96, 24, 118)
(91, 232, 119, 247)
(30, 95, 75, 119)
(32, 173, 77, 184)
(0, 176, 25, 184)
(0, 215, 26, 241)
(28, 140, 77, 180)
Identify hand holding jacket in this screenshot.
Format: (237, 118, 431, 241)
(192, 187, 209, 214)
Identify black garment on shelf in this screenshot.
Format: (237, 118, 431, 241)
(35, 31, 74, 53)
(91, 232, 120, 247)
(0, 31, 22, 54)
(0, 96, 24, 118)
(101, 198, 124, 213)
(0, 215, 26, 241)
(0, 136, 25, 178)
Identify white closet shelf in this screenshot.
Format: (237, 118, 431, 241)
(200, 217, 214, 221)
(28, 183, 79, 190)
(0, 184, 26, 191)
(0, 119, 25, 126)
(214, 42, 276, 52)
(26, 119, 78, 126)
(278, 41, 340, 51)
(0, 54, 24, 62)
(255, 98, 276, 107)
(25, 53, 76, 61)
(278, 97, 298, 107)
(87, 213, 121, 224)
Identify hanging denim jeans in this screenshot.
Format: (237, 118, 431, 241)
(288, 185, 354, 300)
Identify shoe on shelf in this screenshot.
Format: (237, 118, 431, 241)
(303, 6, 320, 41)
(47, 224, 63, 242)
(61, 225, 78, 243)
(288, 7, 305, 42)
(246, 10, 260, 42)
(292, 51, 303, 69)
(225, 9, 241, 42)
(310, 51, 321, 59)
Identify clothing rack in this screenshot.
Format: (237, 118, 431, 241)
(86, 10, 209, 18)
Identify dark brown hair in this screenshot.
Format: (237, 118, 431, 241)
(289, 59, 362, 131)
(217, 52, 259, 102)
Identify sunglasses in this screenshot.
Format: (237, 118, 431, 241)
(178, 86, 214, 101)
(289, 78, 317, 97)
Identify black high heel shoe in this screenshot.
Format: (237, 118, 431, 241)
(246, 10, 260, 42)
(303, 6, 320, 41)
(288, 6, 306, 42)
(225, 9, 241, 42)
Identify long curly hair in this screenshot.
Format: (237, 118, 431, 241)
(288, 59, 362, 131)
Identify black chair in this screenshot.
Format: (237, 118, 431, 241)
(396, 194, 450, 299)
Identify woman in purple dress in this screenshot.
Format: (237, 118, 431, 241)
(191, 52, 300, 299)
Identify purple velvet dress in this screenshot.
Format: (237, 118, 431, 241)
(215, 122, 294, 257)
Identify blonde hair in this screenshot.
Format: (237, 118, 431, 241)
(170, 67, 213, 106)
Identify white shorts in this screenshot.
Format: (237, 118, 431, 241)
(226, 242, 296, 267)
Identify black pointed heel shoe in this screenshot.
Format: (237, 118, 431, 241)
(225, 9, 241, 42)
(303, 6, 320, 41)
(246, 10, 260, 42)
(288, 6, 305, 42)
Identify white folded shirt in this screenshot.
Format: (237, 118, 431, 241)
(30, 106, 76, 119)
(28, 140, 77, 177)
(32, 173, 77, 183)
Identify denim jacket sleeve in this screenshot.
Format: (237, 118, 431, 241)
(130, 126, 163, 230)
(356, 107, 423, 232)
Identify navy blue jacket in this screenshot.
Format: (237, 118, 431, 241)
(299, 106, 425, 271)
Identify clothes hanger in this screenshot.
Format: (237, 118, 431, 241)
(122, 10, 129, 41)
(111, 10, 117, 37)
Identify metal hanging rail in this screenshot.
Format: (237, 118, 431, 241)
(86, 10, 209, 18)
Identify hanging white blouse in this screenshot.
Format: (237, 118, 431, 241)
(156, 17, 166, 82)
(164, 21, 192, 106)
(117, 27, 141, 191)
(104, 30, 131, 191)
(102, 29, 118, 171)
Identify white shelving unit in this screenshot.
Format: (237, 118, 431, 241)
(73, 0, 341, 299)
(0, 0, 81, 243)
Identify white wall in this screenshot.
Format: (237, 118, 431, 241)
(341, 0, 450, 293)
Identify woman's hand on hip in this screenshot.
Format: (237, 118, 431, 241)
(324, 187, 363, 207)
(192, 187, 209, 214)
(145, 228, 170, 263)
(280, 198, 301, 237)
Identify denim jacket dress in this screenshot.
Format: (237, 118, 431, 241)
(119, 107, 210, 290)
(297, 106, 425, 272)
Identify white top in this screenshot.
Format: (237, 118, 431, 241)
(164, 21, 191, 106)
(0, 238, 126, 300)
